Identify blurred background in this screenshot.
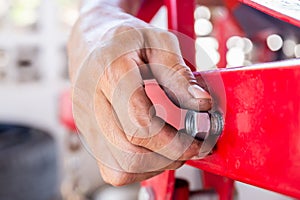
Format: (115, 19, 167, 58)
(0, 0, 299, 200)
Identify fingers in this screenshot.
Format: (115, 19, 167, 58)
(152, 62, 212, 111)
(98, 55, 202, 161)
(71, 25, 213, 186)
(142, 30, 212, 111)
(94, 87, 185, 173)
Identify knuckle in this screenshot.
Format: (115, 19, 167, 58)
(145, 29, 179, 49)
(162, 66, 192, 92)
(158, 30, 177, 42)
(113, 25, 137, 35)
(172, 65, 193, 79)
(105, 24, 143, 44)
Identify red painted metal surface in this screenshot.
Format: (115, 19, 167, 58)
(164, 0, 196, 71)
(141, 170, 175, 200)
(202, 172, 235, 200)
(143, 60, 300, 199)
(188, 60, 300, 198)
(173, 178, 190, 200)
(136, 0, 163, 23)
(224, 0, 240, 10)
(240, 0, 300, 28)
(164, 0, 195, 39)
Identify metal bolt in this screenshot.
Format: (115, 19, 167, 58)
(185, 110, 224, 141)
(209, 111, 224, 136)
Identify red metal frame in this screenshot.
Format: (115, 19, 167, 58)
(240, 0, 300, 27)
(136, 0, 163, 23)
(164, 0, 197, 70)
(188, 61, 300, 198)
(144, 60, 300, 200)
(202, 172, 235, 200)
(141, 170, 176, 200)
(138, 0, 300, 200)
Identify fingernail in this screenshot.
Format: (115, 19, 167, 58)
(188, 85, 211, 99)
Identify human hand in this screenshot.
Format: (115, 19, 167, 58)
(69, 20, 211, 186)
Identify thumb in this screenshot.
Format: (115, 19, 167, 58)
(149, 61, 212, 111)
(142, 29, 211, 111)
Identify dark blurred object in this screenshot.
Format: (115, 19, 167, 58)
(0, 124, 59, 200)
(16, 46, 41, 82)
(0, 48, 9, 81)
(173, 179, 190, 200)
(233, 4, 300, 61)
(233, 4, 300, 39)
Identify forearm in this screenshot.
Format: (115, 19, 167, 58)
(68, 0, 142, 81)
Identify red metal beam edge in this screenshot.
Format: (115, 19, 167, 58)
(188, 59, 300, 198)
(141, 170, 175, 200)
(136, 0, 164, 23)
(164, 0, 197, 71)
(239, 0, 300, 28)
